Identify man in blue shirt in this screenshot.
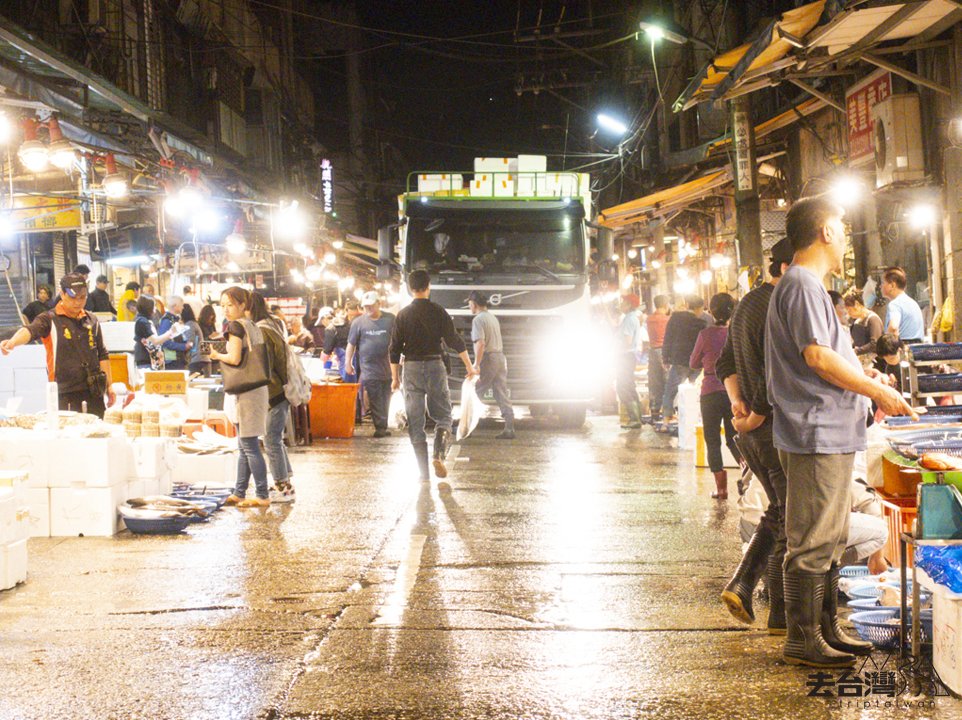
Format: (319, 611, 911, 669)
(766, 197, 915, 668)
(880, 266, 925, 344)
(615, 294, 643, 429)
(345, 292, 395, 438)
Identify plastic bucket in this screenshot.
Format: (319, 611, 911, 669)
(309, 383, 359, 439)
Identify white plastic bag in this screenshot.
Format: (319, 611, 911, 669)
(457, 377, 482, 441)
(388, 389, 407, 430)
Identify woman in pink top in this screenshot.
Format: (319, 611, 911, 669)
(691, 293, 742, 499)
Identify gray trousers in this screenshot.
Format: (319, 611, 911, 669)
(779, 450, 854, 574)
(402, 359, 453, 445)
(475, 351, 514, 422)
(647, 347, 665, 417)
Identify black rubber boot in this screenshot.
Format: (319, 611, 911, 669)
(496, 416, 516, 439)
(721, 524, 775, 624)
(432, 427, 449, 478)
(621, 401, 642, 429)
(767, 551, 787, 635)
(783, 570, 855, 668)
(821, 562, 874, 655)
(414, 442, 430, 481)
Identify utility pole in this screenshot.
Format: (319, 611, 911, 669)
(731, 95, 763, 277)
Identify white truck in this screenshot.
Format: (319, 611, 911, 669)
(378, 156, 614, 428)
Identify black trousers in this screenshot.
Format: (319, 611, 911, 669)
(364, 379, 392, 431)
(60, 389, 106, 418)
(700, 390, 739, 473)
(736, 420, 787, 562)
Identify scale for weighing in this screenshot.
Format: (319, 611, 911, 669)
(918, 473, 962, 539)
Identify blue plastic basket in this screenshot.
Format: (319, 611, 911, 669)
(840, 565, 872, 577)
(909, 344, 962, 362)
(849, 609, 933, 650)
(885, 415, 962, 427)
(848, 597, 881, 610)
(850, 583, 911, 599)
(121, 514, 190, 535)
(917, 373, 962, 393)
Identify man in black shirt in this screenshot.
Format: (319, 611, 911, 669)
(715, 237, 794, 633)
(390, 270, 476, 482)
(1, 274, 115, 417)
(660, 296, 708, 422)
(85, 275, 116, 316)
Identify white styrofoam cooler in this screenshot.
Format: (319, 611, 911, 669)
(27, 487, 49, 538)
(0, 432, 54, 487)
(47, 437, 128, 488)
(920, 568, 962, 695)
(0, 538, 27, 590)
(172, 450, 237, 487)
(126, 438, 177, 480)
(49, 482, 127, 537)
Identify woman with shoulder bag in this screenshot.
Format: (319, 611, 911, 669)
(133, 296, 175, 370)
(211, 286, 271, 507)
(180, 303, 211, 378)
(250, 292, 296, 503)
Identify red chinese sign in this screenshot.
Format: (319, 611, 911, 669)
(846, 69, 892, 166)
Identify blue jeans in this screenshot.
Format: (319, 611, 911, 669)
(403, 359, 452, 445)
(662, 364, 699, 418)
(234, 434, 269, 500)
(264, 399, 292, 484)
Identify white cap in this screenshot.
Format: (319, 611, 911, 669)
(360, 291, 379, 306)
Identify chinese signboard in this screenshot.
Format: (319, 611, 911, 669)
(12, 196, 81, 232)
(321, 159, 333, 213)
(733, 109, 754, 193)
(846, 69, 892, 166)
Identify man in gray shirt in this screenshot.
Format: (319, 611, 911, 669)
(346, 292, 395, 438)
(766, 196, 915, 669)
(468, 291, 515, 439)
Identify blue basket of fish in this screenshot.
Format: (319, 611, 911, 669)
(119, 512, 191, 535)
(885, 415, 962, 427)
(849, 608, 933, 650)
(840, 565, 872, 578)
(917, 373, 962, 394)
(908, 344, 962, 362)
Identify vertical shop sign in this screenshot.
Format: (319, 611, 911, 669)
(846, 69, 891, 166)
(321, 159, 334, 213)
(733, 109, 754, 193)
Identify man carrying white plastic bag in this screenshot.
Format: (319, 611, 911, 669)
(458, 376, 483, 440)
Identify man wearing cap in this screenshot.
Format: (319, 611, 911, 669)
(390, 270, 476, 481)
(85, 275, 116, 316)
(715, 236, 795, 635)
(614, 293, 644, 429)
(468, 290, 515, 439)
(0, 274, 115, 417)
(346, 292, 395, 438)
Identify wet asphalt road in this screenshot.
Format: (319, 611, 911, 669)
(0, 413, 957, 720)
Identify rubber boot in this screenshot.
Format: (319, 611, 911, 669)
(783, 570, 855, 668)
(496, 416, 516, 440)
(721, 524, 775, 624)
(414, 442, 430, 481)
(821, 562, 874, 655)
(432, 427, 449, 478)
(767, 551, 787, 635)
(627, 401, 643, 429)
(711, 470, 728, 499)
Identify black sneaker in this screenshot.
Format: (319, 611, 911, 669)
(373, 428, 392, 438)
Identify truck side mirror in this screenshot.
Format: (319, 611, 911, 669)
(376, 263, 392, 281)
(378, 226, 394, 262)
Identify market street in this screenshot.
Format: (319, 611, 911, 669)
(0, 415, 956, 720)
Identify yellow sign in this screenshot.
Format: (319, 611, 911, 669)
(143, 371, 188, 395)
(12, 196, 81, 232)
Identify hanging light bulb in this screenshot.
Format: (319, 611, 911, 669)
(225, 219, 246, 254)
(46, 117, 76, 170)
(699, 269, 714, 285)
(332, 240, 343, 249)
(18, 118, 48, 172)
(627, 248, 637, 259)
(102, 154, 128, 199)
(324, 251, 336, 264)
(227, 260, 240, 272)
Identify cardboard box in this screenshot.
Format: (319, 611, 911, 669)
(172, 451, 237, 487)
(27, 488, 49, 538)
(0, 538, 27, 590)
(48, 437, 127, 488)
(143, 371, 188, 395)
(49, 482, 127, 537)
(126, 438, 176, 479)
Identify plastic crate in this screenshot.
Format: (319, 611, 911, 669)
(878, 492, 917, 568)
(909, 344, 962, 362)
(917, 373, 962, 393)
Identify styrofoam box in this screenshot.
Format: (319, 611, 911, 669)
(516, 155, 547, 172)
(417, 173, 462, 193)
(918, 568, 962, 695)
(0, 470, 29, 506)
(173, 451, 237, 487)
(0, 368, 13, 393)
(186, 388, 209, 421)
(126, 438, 177, 480)
(142, 472, 173, 497)
(470, 174, 494, 197)
(493, 176, 515, 197)
(0, 538, 27, 590)
(0, 432, 55, 488)
(516, 176, 536, 197)
(0, 345, 44, 370)
(0, 492, 14, 544)
(48, 437, 127, 488)
(126, 478, 147, 500)
(13, 368, 47, 395)
(474, 157, 515, 172)
(15, 393, 46, 414)
(50, 482, 127, 537)
(27, 488, 49, 538)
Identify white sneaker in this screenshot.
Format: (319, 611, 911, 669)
(269, 485, 296, 504)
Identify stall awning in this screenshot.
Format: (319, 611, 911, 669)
(598, 170, 732, 230)
(675, 0, 826, 111)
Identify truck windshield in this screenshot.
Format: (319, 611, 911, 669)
(406, 205, 585, 279)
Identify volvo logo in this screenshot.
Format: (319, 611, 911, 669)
(489, 293, 502, 307)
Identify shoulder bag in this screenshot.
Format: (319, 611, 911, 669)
(221, 318, 271, 395)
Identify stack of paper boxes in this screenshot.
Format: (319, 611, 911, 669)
(0, 471, 28, 590)
(0, 345, 48, 414)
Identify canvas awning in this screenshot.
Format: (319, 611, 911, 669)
(675, 0, 826, 111)
(598, 169, 732, 230)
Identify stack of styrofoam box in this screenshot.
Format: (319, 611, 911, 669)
(416, 173, 462, 194)
(516, 155, 547, 197)
(0, 471, 29, 590)
(469, 173, 494, 197)
(47, 436, 129, 537)
(172, 448, 238, 488)
(126, 438, 177, 499)
(474, 158, 516, 197)
(99, 321, 136, 353)
(0, 345, 47, 414)
(677, 382, 701, 451)
(920, 567, 962, 694)
(0, 430, 54, 537)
